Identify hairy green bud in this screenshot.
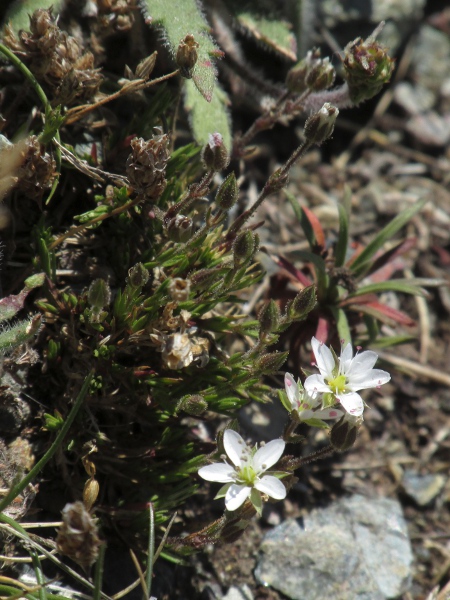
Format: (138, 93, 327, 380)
(216, 172, 238, 209)
(177, 394, 208, 416)
(288, 285, 316, 320)
(202, 133, 230, 171)
(233, 231, 259, 266)
(88, 279, 111, 310)
(330, 416, 360, 452)
(259, 300, 280, 334)
(128, 263, 149, 288)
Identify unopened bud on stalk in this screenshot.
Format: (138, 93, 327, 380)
(330, 415, 360, 451)
(176, 33, 199, 78)
(259, 300, 280, 333)
(305, 57, 335, 91)
(177, 394, 208, 416)
(286, 49, 321, 94)
(128, 263, 149, 288)
(166, 214, 193, 242)
(233, 231, 258, 266)
(216, 172, 238, 209)
(88, 279, 111, 310)
(288, 285, 316, 320)
(202, 133, 230, 171)
(255, 351, 288, 374)
(304, 103, 339, 145)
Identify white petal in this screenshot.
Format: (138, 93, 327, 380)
(284, 373, 299, 408)
(225, 484, 251, 511)
(253, 439, 285, 472)
(311, 337, 335, 376)
(223, 429, 247, 466)
(316, 407, 344, 420)
(346, 350, 378, 377)
(255, 475, 286, 500)
(304, 374, 331, 394)
(338, 392, 364, 417)
(348, 369, 391, 391)
(340, 342, 353, 370)
(198, 463, 235, 482)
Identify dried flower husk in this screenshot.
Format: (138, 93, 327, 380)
(56, 501, 101, 569)
(126, 131, 170, 200)
(14, 136, 56, 203)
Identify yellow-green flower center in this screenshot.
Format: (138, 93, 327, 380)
(326, 374, 347, 394)
(238, 465, 256, 485)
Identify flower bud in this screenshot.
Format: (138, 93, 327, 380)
(83, 477, 99, 511)
(286, 49, 321, 94)
(342, 25, 395, 105)
(233, 231, 259, 267)
(176, 34, 199, 78)
(177, 394, 208, 416)
(166, 214, 193, 242)
(330, 415, 360, 452)
(128, 263, 149, 288)
(190, 268, 220, 289)
(258, 300, 280, 333)
(288, 285, 316, 320)
(202, 133, 230, 171)
(168, 278, 191, 302)
(263, 167, 289, 195)
(305, 57, 335, 91)
(255, 351, 288, 374)
(87, 279, 111, 310)
(216, 172, 238, 209)
(304, 103, 339, 146)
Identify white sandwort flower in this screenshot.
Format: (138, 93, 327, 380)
(198, 429, 286, 511)
(284, 373, 343, 422)
(304, 337, 391, 417)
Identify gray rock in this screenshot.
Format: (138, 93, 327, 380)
(222, 584, 254, 600)
(255, 494, 413, 600)
(402, 470, 446, 506)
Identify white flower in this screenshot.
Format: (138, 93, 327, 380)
(304, 337, 391, 418)
(284, 373, 343, 422)
(198, 429, 286, 511)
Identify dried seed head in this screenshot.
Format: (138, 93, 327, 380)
(161, 332, 194, 370)
(304, 103, 339, 146)
(176, 34, 199, 78)
(4, 8, 103, 106)
(168, 278, 191, 302)
(126, 132, 170, 200)
(15, 136, 56, 203)
(202, 133, 230, 172)
(56, 501, 101, 569)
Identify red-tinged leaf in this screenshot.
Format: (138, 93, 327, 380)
(346, 241, 366, 268)
(271, 253, 313, 287)
(432, 244, 450, 266)
(366, 237, 417, 281)
(301, 206, 325, 251)
(315, 315, 331, 344)
(0, 289, 29, 322)
(346, 300, 416, 327)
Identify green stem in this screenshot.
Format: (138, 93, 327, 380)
(93, 544, 106, 600)
(29, 548, 47, 600)
(145, 503, 155, 600)
(0, 370, 94, 513)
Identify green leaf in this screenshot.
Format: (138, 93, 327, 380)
(348, 278, 440, 299)
(350, 199, 427, 277)
(141, 0, 223, 100)
(335, 187, 351, 267)
(236, 11, 297, 61)
(329, 306, 352, 346)
(184, 79, 232, 150)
